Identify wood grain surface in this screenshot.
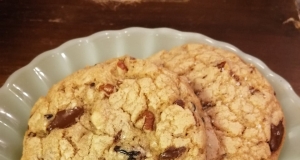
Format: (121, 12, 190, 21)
(0, 0, 299, 95)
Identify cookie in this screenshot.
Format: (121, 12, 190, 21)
(148, 44, 285, 160)
(21, 56, 207, 160)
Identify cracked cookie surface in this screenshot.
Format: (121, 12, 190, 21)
(21, 56, 206, 160)
(148, 44, 285, 160)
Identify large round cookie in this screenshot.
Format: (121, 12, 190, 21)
(148, 44, 285, 160)
(21, 56, 206, 160)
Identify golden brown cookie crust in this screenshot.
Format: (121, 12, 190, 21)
(149, 44, 285, 160)
(21, 56, 206, 160)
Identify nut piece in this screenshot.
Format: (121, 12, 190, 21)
(117, 60, 128, 71)
(99, 84, 115, 95)
(142, 110, 155, 131)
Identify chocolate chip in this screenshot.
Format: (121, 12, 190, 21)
(269, 120, 284, 152)
(216, 61, 226, 70)
(47, 107, 84, 131)
(117, 60, 128, 71)
(201, 101, 215, 110)
(173, 99, 185, 108)
(44, 114, 53, 119)
(159, 146, 187, 159)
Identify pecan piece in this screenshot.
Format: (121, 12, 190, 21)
(117, 60, 128, 71)
(142, 110, 155, 131)
(99, 84, 115, 95)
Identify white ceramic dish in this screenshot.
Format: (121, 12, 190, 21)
(0, 27, 299, 160)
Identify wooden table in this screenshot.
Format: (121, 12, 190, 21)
(0, 0, 299, 95)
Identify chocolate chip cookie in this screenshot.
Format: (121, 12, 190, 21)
(148, 44, 285, 160)
(21, 56, 206, 160)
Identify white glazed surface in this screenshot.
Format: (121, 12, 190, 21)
(0, 27, 299, 160)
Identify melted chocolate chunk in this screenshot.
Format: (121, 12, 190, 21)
(173, 99, 185, 108)
(114, 146, 141, 160)
(269, 120, 284, 152)
(160, 146, 187, 159)
(47, 107, 84, 131)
